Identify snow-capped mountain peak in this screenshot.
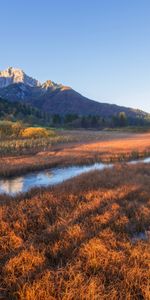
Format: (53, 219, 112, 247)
(42, 80, 62, 90)
(0, 67, 41, 88)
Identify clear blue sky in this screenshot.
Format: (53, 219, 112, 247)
(1, 0, 150, 112)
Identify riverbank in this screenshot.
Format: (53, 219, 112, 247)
(0, 158, 150, 196)
(0, 130, 150, 178)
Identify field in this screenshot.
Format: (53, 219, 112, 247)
(0, 130, 150, 177)
(0, 130, 150, 300)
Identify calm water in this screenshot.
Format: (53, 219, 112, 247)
(0, 157, 150, 196)
(131, 231, 150, 243)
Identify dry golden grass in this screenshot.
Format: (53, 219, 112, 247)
(0, 163, 150, 299)
(0, 130, 150, 177)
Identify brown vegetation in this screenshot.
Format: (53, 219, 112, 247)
(0, 163, 150, 299)
(0, 130, 150, 178)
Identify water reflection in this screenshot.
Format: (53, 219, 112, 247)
(0, 163, 112, 196)
(0, 157, 149, 196)
(0, 177, 24, 195)
(129, 157, 150, 164)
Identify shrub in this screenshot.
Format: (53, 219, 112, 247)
(0, 121, 23, 138)
(0, 121, 14, 138)
(21, 127, 50, 139)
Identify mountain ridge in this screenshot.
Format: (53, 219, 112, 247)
(0, 67, 41, 88)
(0, 67, 149, 119)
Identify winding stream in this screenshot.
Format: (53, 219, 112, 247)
(0, 157, 150, 196)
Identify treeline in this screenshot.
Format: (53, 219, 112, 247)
(1, 97, 150, 129)
(0, 98, 50, 126)
(50, 112, 150, 129)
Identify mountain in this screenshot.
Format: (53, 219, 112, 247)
(0, 67, 148, 119)
(0, 67, 40, 88)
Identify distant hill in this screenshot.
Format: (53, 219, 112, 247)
(0, 67, 149, 120)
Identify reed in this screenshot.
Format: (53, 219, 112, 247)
(0, 130, 150, 178)
(0, 163, 150, 299)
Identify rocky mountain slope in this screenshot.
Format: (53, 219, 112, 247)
(0, 67, 40, 88)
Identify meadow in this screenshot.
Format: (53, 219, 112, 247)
(0, 129, 150, 177)
(0, 163, 150, 299)
(0, 129, 150, 299)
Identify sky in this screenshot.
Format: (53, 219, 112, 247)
(0, 0, 150, 112)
